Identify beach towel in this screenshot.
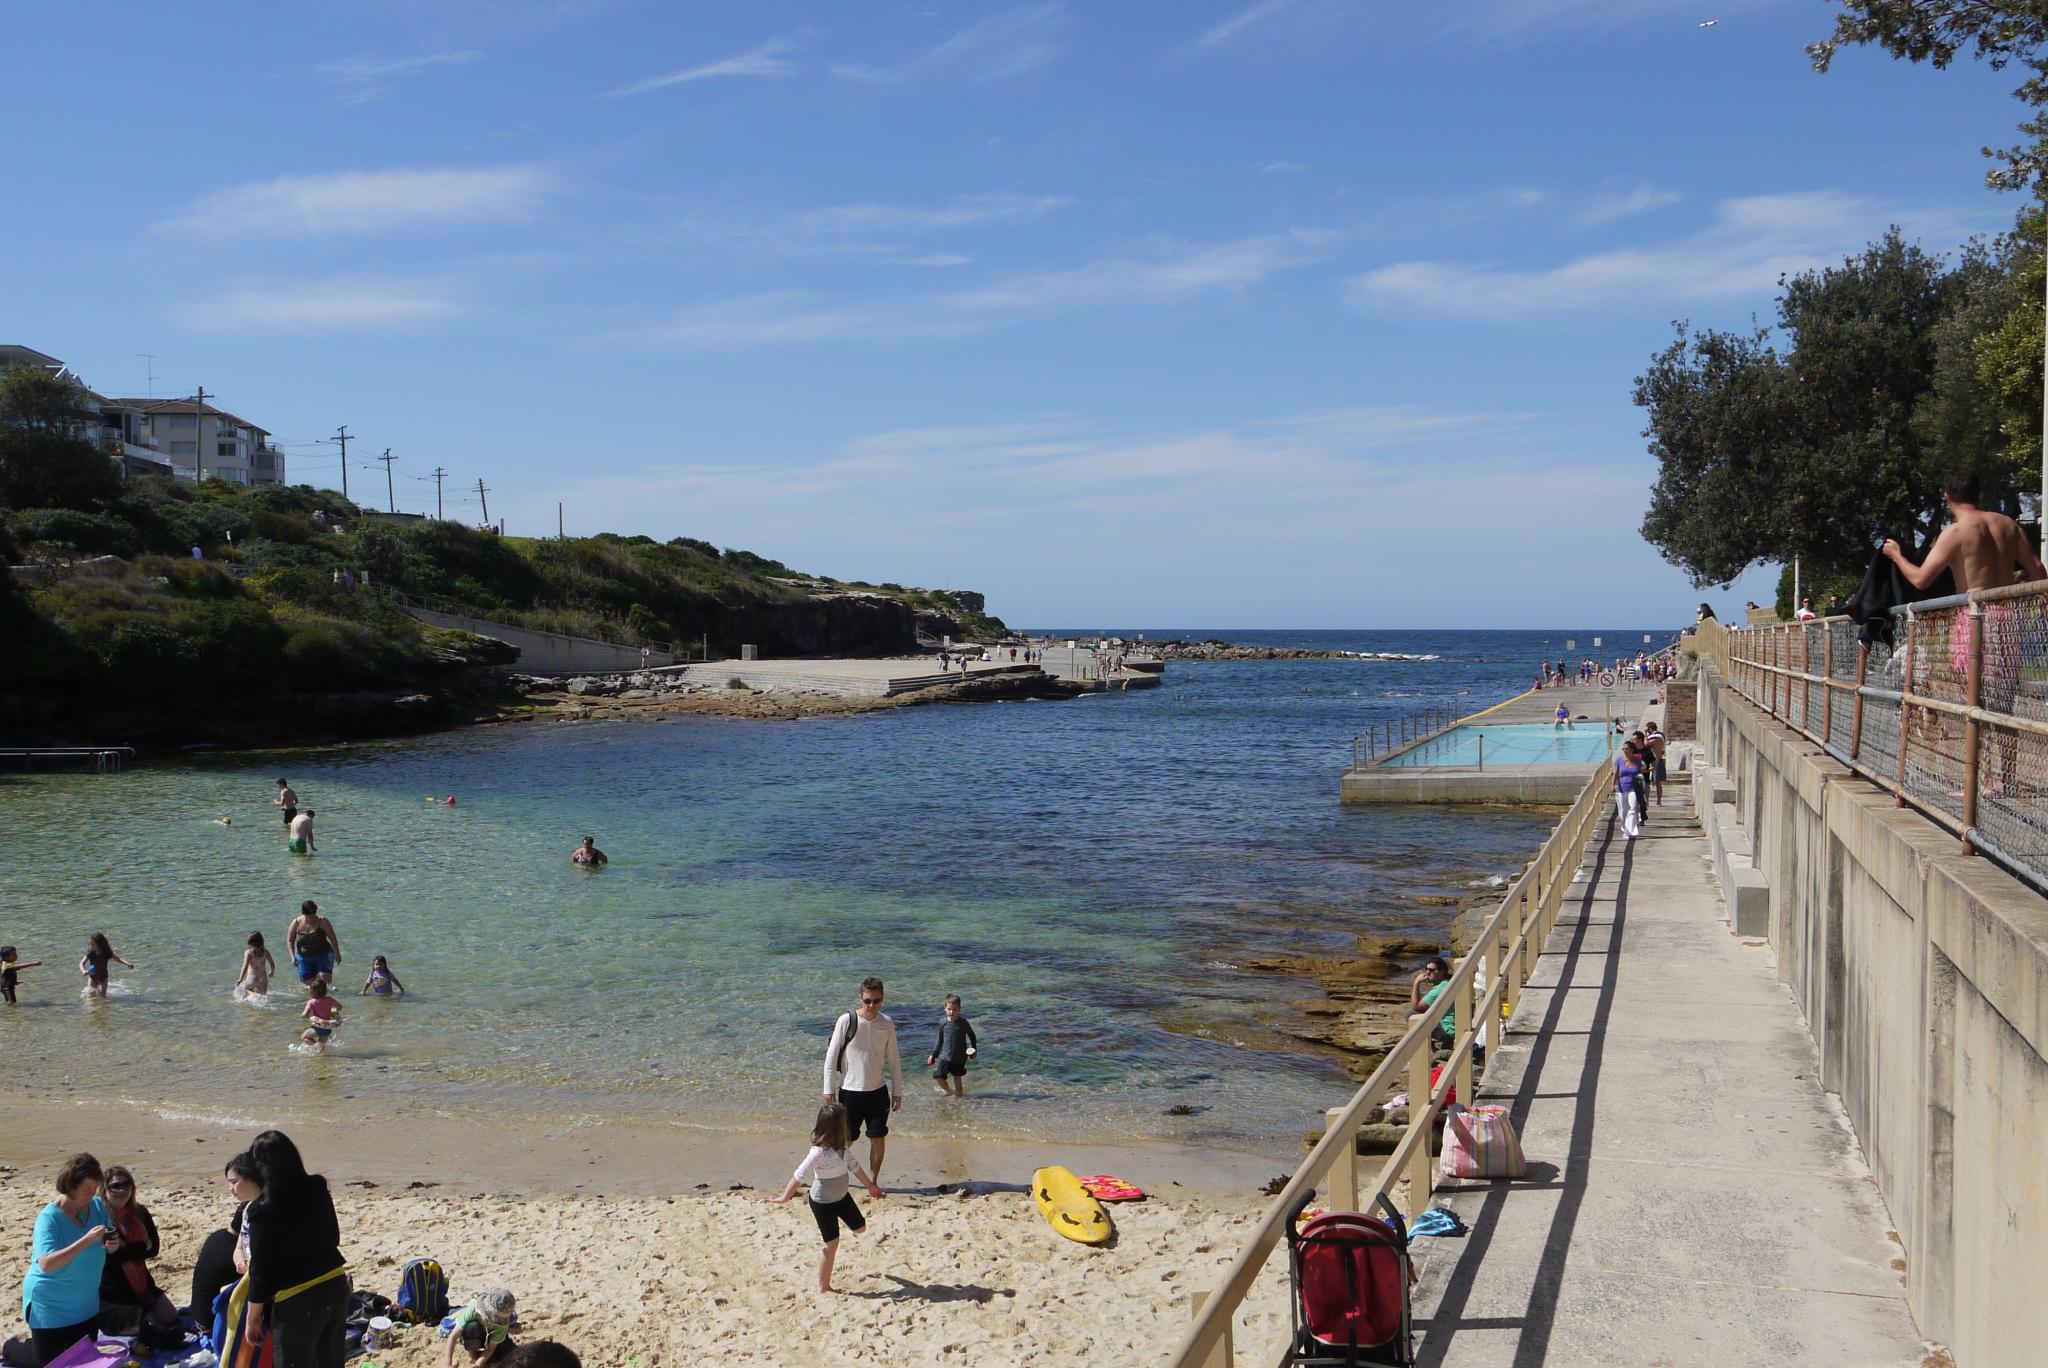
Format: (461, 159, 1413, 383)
(213, 1275, 274, 1368)
(1076, 1175, 1145, 1202)
(40, 1337, 126, 1368)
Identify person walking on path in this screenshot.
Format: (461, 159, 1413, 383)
(822, 977, 905, 1184)
(1645, 721, 1667, 807)
(287, 902, 341, 989)
(244, 1130, 348, 1368)
(1614, 741, 1645, 842)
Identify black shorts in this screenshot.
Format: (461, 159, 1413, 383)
(282, 805, 297, 825)
(809, 1194, 864, 1243)
(841, 1086, 890, 1139)
(932, 1060, 964, 1080)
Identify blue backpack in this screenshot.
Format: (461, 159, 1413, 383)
(394, 1257, 449, 1324)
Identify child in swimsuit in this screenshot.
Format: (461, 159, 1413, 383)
(2, 946, 43, 1004)
(360, 955, 405, 997)
(236, 932, 276, 998)
(81, 932, 133, 999)
(300, 976, 342, 1050)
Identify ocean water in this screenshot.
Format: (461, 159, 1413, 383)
(0, 628, 1667, 1153)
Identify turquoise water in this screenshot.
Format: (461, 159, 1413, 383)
(1381, 722, 1617, 768)
(0, 632, 1644, 1149)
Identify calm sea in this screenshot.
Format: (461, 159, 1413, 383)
(0, 628, 1666, 1154)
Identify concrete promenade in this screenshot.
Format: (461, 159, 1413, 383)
(1410, 794, 1927, 1365)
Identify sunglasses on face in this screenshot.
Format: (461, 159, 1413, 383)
(861, 997, 882, 1005)
(106, 1182, 133, 1192)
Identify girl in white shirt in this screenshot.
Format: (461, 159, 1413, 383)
(769, 1102, 887, 1294)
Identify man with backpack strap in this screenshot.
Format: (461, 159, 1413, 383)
(822, 976, 906, 1183)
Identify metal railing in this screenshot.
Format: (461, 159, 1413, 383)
(1350, 702, 1463, 770)
(1716, 580, 2048, 894)
(1172, 757, 1615, 1367)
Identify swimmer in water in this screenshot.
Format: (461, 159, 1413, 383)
(300, 975, 342, 1050)
(81, 932, 132, 999)
(217, 816, 233, 826)
(288, 808, 316, 854)
(571, 836, 607, 867)
(236, 932, 276, 997)
(360, 955, 405, 997)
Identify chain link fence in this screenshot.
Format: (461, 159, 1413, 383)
(1721, 582, 2048, 894)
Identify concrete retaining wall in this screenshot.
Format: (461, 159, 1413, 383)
(1697, 665, 2048, 1364)
(407, 608, 673, 674)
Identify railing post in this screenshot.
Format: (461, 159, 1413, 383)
(1821, 627, 1833, 744)
(1800, 624, 1811, 732)
(1851, 642, 1867, 761)
(1520, 882, 1540, 981)
(1497, 915, 1517, 1022)
(1453, 962, 1475, 1106)
(1895, 614, 1916, 807)
(1189, 1289, 1233, 1368)
(1961, 600, 1984, 855)
(1405, 1047, 1433, 1221)
(1329, 1129, 1359, 1213)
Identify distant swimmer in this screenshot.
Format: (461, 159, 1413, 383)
(571, 836, 608, 867)
(288, 809, 316, 855)
(217, 816, 233, 826)
(1554, 702, 1572, 731)
(288, 900, 341, 987)
(275, 778, 298, 828)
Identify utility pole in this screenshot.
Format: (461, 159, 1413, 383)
(558, 502, 564, 539)
(379, 448, 397, 513)
(335, 425, 350, 501)
(194, 385, 207, 483)
(431, 467, 447, 520)
(476, 478, 491, 528)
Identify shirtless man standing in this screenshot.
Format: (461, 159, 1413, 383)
(275, 778, 298, 827)
(288, 808, 316, 855)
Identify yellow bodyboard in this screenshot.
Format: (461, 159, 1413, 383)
(1033, 1165, 1112, 1246)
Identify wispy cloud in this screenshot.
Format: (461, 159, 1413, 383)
(832, 4, 1065, 84)
(1261, 160, 1306, 175)
(1182, 0, 1296, 55)
(606, 37, 797, 97)
(620, 229, 1337, 349)
(315, 50, 480, 104)
(161, 166, 552, 237)
(190, 280, 462, 331)
(1573, 182, 1682, 227)
(795, 192, 1070, 236)
(1345, 190, 1974, 319)
(886, 253, 975, 268)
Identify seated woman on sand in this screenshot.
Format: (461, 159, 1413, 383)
(20, 1153, 112, 1364)
(98, 1165, 181, 1334)
(189, 1152, 262, 1321)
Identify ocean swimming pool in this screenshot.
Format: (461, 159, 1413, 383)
(1379, 722, 1617, 768)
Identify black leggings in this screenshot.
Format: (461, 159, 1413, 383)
(31, 1317, 99, 1364)
(268, 1274, 350, 1368)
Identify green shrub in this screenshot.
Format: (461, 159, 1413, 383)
(9, 507, 138, 557)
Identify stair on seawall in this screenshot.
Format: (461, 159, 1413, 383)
(1, 746, 136, 772)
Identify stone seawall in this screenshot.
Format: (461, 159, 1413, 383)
(1697, 662, 2048, 1365)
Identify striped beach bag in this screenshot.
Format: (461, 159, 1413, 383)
(1440, 1103, 1526, 1179)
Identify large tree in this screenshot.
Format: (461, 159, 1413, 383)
(1639, 231, 2021, 587)
(0, 363, 120, 512)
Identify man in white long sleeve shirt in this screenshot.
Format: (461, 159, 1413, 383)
(822, 976, 906, 1182)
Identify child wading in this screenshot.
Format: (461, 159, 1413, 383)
(925, 994, 979, 1098)
(771, 1102, 886, 1294)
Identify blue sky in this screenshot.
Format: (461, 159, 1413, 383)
(0, 1, 2026, 628)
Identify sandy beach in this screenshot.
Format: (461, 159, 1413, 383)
(1, 1097, 1298, 1367)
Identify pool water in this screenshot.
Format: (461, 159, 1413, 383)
(1380, 722, 1616, 767)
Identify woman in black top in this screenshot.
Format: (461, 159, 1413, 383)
(98, 1166, 179, 1332)
(244, 1131, 348, 1368)
(190, 1152, 261, 1320)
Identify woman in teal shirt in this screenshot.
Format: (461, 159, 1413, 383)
(21, 1153, 114, 1363)
(1409, 956, 1457, 1050)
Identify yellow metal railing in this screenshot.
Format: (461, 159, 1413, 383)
(1720, 580, 2048, 893)
(1171, 757, 1618, 1367)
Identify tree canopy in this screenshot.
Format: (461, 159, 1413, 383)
(1638, 231, 2028, 587)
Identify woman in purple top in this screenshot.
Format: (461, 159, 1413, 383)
(1614, 742, 1644, 842)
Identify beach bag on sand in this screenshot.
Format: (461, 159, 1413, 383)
(394, 1257, 450, 1324)
(1440, 1104, 1525, 1180)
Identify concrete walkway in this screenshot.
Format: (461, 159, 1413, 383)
(1409, 796, 1928, 1366)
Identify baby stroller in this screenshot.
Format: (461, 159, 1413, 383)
(1282, 1190, 1415, 1366)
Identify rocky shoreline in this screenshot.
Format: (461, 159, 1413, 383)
(1144, 638, 1438, 662)
(507, 664, 1068, 722)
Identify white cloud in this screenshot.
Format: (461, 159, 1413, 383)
(796, 192, 1069, 235)
(1182, 0, 1296, 55)
(621, 291, 963, 348)
(1261, 160, 1306, 175)
(191, 280, 461, 331)
(1345, 190, 1975, 319)
(316, 51, 481, 82)
(942, 230, 1337, 313)
(606, 38, 797, 96)
(1573, 182, 1683, 227)
(887, 253, 975, 268)
(161, 166, 552, 237)
(832, 4, 1065, 84)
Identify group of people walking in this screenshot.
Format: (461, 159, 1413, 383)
(1612, 720, 1666, 841)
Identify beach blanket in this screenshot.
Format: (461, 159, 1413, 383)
(40, 1338, 125, 1368)
(214, 1275, 276, 1368)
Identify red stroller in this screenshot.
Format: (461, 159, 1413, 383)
(1282, 1191, 1415, 1366)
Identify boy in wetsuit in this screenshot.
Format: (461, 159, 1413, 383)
(925, 995, 979, 1098)
(2, 946, 42, 1004)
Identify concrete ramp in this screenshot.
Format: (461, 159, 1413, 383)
(1410, 798, 1926, 1365)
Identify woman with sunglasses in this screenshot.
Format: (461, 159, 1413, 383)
(98, 1165, 181, 1333)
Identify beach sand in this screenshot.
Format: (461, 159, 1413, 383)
(1, 1101, 1299, 1366)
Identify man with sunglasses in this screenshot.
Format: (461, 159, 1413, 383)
(823, 977, 906, 1183)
